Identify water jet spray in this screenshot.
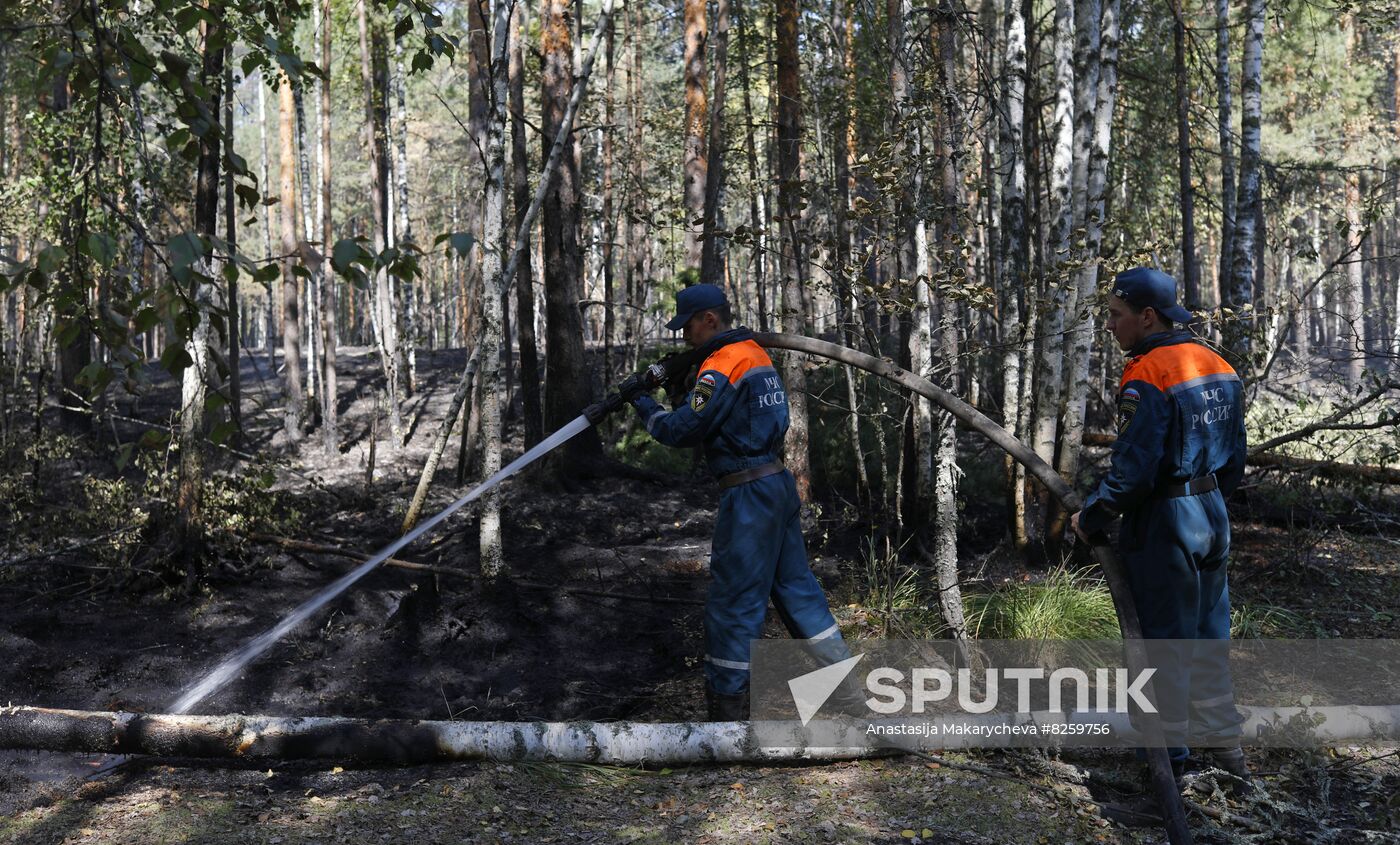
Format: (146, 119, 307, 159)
(170, 413, 597, 715)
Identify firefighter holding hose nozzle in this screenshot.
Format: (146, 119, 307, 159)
(588, 284, 854, 721)
(1071, 267, 1251, 791)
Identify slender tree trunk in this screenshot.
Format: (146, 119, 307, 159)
(393, 29, 416, 396)
(467, 0, 490, 364)
(1339, 18, 1366, 382)
(737, 0, 768, 333)
(1051, 0, 1119, 546)
(510, 0, 544, 448)
(178, 16, 225, 573)
(258, 71, 276, 368)
(224, 46, 241, 440)
(1216, 0, 1235, 312)
(889, 0, 932, 529)
(358, 0, 402, 444)
(1342, 170, 1365, 380)
(277, 65, 305, 441)
(682, 0, 709, 270)
(999, 0, 1029, 542)
(1172, 0, 1198, 309)
(601, 12, 617, 378)
(294, 82, 317, 417)
(1068, 0, 1100, 250)
(479, 0, 511, 578)
(931, 1, 969, 648)
(700, 0, 732, 287)
(541, 0, 602, 467)
(835, 0, 864, 503)
(775, 0, 812, 502)
(832, 0, 855, 340)
(321, 0, 338, 452)
(1224, 0, 1263, 366)
(1031, 0, 1075, 487)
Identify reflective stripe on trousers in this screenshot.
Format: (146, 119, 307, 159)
(704, 470, 849, 695)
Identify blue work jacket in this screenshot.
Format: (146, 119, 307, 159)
(631, 330, 788, 478)
(1080, 331, 1248, 535)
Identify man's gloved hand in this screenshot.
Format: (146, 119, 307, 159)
(582, 394, 623, 425)
(617, 371, 651, 403)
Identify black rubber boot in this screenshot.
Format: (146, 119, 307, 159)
(705, 685, 749, 721)
(1207, 745, 1254, 794)
(823, 676, 869, 720)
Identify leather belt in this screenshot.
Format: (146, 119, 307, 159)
(719, 461, 785, 489)
(1166, 473, 1218, 498)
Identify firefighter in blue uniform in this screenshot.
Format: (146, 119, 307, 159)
(1071, 267, 1251, 785)
(629, 284, 850, 721)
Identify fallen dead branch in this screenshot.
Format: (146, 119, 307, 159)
(1083, 431, 1400, 486)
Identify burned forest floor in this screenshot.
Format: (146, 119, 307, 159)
(3, 346, 1400, 844)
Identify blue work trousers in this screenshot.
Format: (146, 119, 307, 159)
(704, 470, 848, 695)
(1121, 489, 1243, 759)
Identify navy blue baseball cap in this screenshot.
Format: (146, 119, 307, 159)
(1110, 267, 1193, 324)
(666, 283, 728, 331)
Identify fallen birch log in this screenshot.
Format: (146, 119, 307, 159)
(0, 707, 868, 765)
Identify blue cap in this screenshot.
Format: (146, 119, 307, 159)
(665, 283, 728, 331)
(1111, 267, 1193, 325)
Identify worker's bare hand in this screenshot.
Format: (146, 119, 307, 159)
(1069, 511, 1090, 543)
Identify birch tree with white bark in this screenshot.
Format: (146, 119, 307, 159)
(1030, 0, 1076, 495)
(1054, 0, 1119, 538)
(1224, 0, 1264, 365)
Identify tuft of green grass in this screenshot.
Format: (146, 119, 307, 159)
(860, 536, 921, 612)
(963, 567, 1120, 640)
(1231, 603, 1309, 638)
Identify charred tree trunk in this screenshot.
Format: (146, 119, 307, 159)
(540, 0, 602, 469)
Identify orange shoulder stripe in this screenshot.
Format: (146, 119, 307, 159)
(701, 339, 773, 384)
(1121, 342, 1237, 393)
